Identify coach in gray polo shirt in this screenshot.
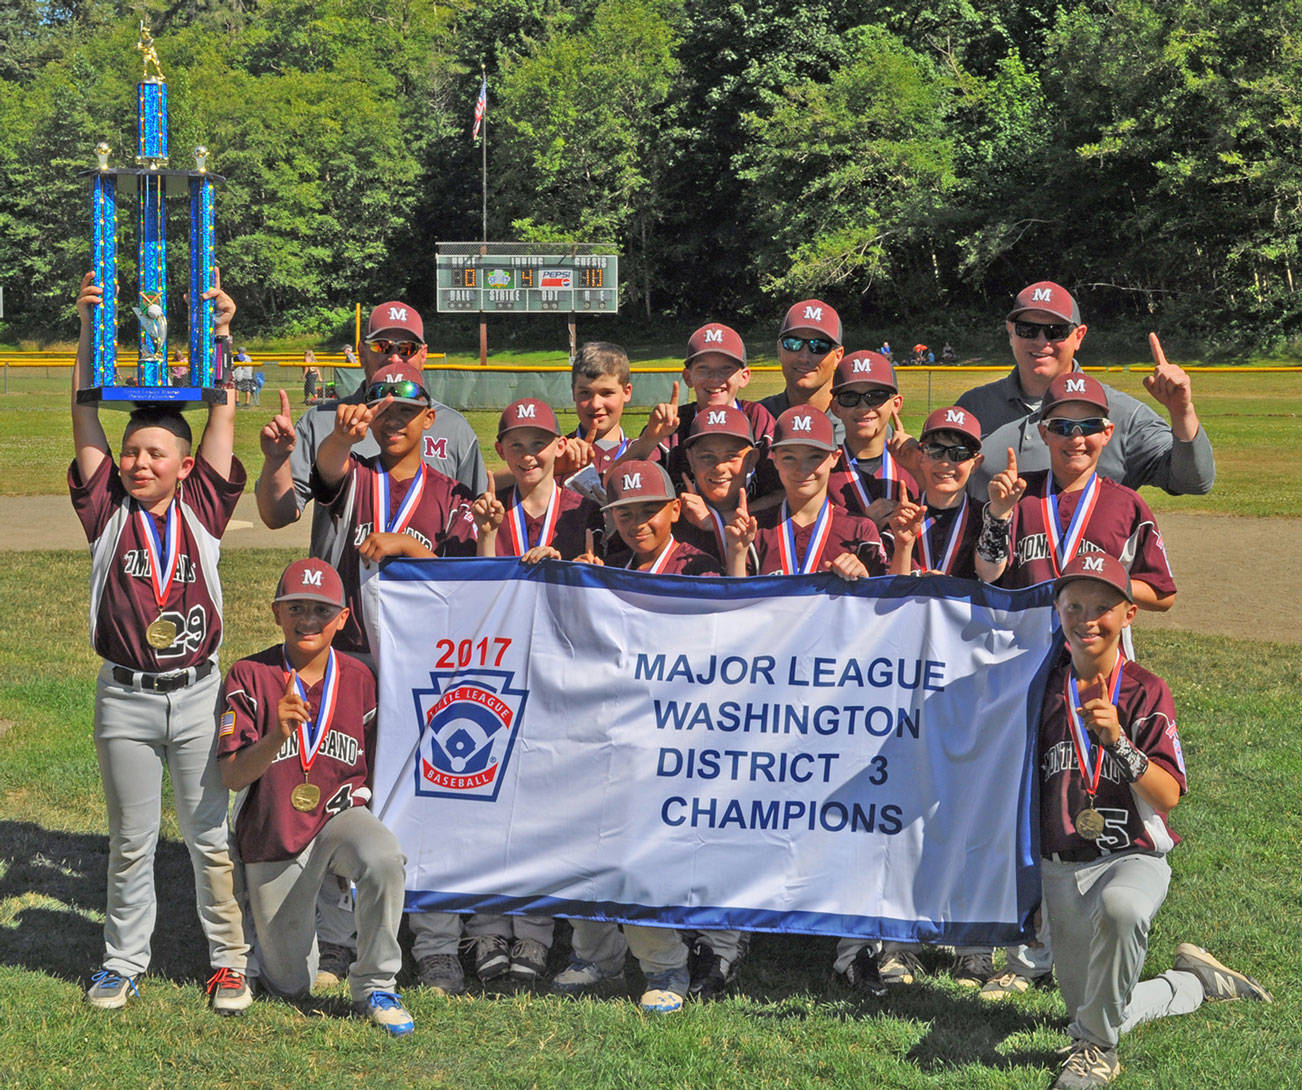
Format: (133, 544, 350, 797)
(959, 281, 1214, 496)
(255, 299, 488, 555)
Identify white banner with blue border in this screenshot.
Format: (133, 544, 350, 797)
(371, 558, 1058, 944)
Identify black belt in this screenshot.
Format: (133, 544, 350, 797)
(111, 659, 215, 693)
(1044, 846, 1102, 864)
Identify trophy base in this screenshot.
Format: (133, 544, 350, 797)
(77, 386, 227, 410)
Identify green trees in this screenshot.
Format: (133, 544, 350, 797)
(2, 0, 1302, 348)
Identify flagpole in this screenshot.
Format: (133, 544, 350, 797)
(479, 63, 488, 367)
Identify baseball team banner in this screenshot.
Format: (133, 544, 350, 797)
(371, 559, 1058, 944)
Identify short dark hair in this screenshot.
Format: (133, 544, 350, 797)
(123, 407, 193, 454)
(572, 341, 631, 387)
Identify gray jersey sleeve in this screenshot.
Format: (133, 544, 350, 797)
(1108, 389, 1216, 496)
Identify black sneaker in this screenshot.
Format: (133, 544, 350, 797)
(1173, 944, 1273, 1002)
(314, 941, 354, 990)
(468, 934, 511, 983)
(85, 969, 139, 1010)
(688, 939, 736, 1001)
(841, 948, 887, 997)
(1051, 1040, 1119, 1089)
(952, 950, 995, 988)
(879, 948, 923, 985)
(508, 937, 549, 984)
(416, 953, 466, 996)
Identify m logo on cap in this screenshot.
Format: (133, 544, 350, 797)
(1082, 556, 1105, 573)
(945, 409, 965, 424)
(803, 305, 823, 321)
(516, 403, 536, 419)
(704, 328, 723, 344)
(622, 472, 642, 491)
(1066, 378, 1086, 394)
(792, 415, 812, 432)
(388, 306, 408, 322)
(707, 410, 727, 425)
(852, 358, 872, 374)
(302, 569, 323, 587)
(1032, 287, 1052, 303)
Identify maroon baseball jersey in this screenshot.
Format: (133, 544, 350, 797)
(751, 501, 887, 576)
(69, 453, 245, 671)
(895, 498, 980, 579)
(1000, 470, 1176, 594)
(617, 536, 721, 575)
(568, 427, 630, 476)
(827, 448, 919, 516)
(1038, 651, 1187, 858)
(312, 456, 478, 653)
(492, 483, 602, 559)
(218, 645, 377, 863)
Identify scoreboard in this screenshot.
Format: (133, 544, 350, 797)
(436, 246, 619, 314)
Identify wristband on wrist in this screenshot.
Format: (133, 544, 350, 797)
(976, 504, 1012, 563)
(1105, 733, 1150, 782)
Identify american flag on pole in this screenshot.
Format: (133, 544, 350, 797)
(472, 76, 487, 141)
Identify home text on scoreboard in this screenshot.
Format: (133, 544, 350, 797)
(436, 243, 619, 315)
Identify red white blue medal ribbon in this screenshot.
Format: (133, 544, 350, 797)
(505, 483, 560, 556)
(134, 498, 180, 609)
(630, 537, 678, 573)
(841, 447, 874, 514)
(372, 463, 426, 535)
(918, 496, 970, 575)
(778, 498, 832, 575)
(284, 648, 339, 776)
(1065, 655, 1125, 796)
(1042, 471, 1100, 576)
(707, 505, 728, 557)
(878, 446, 901, 500)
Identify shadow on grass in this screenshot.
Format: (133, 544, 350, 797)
(0, 819, 211, 986)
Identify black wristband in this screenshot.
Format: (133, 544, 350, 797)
(1105, 733, 1150, 783)
(976, 505, 1012, 563)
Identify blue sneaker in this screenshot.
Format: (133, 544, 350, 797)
(355, 989, 415, 1036)
(86, 969, 139, 1009)
(639, 968, 688, 1013)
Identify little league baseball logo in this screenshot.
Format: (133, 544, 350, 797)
(410, 669, 528, 802)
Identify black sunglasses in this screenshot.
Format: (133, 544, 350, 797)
(366, 380, 429, 403)
(780, 336, 836, 355)
(834, 388, 894, 409)
(1013, 320, 1075, 342)
(366, 338, 423, 358)
(1042, 417, 1109, 438)
(920, 441, 978, 463)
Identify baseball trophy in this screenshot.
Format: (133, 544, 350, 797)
(78, 21, 225, 408)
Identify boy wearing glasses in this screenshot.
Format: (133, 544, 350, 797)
(217, 559, 413, 1036)
(758, 299, 847, 445)
(975, 372, 1176, 613)
(957, 281, 1214, 498)
(888, 406, 984, 580)
(312, 361, 478, 660)
(826, 351, 918, 529)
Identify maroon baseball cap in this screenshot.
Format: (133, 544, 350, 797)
(920, 406, 982, 449)
(771, 406, 837, 452)
(366, 300, 424, 343)
(684, 404, 755, 448)
(780, 299, 842, 344)
(1041, 372, 1109, 416)
(685, 323, 747, 368)
(602, 460, 677, 509)
(1007, 281, 1081, 325)
(366, 361, 430, 406)
(274, 558, 346, 608)
(497, 397, 561, 438)
(832, 350, 897, 392)
(1053, 552, 1133, 603)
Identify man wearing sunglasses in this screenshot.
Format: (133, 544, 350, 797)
(758, 299, 847, 445)
(256, 300, 488, 558)
(955, 281, 1214, 499)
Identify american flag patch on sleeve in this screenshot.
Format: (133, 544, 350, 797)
(219, 709, 236, 738)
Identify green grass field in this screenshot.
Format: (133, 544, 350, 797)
(0, 356, 1298, 1087)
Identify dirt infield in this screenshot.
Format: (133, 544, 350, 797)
(2, 497, 1294, 644)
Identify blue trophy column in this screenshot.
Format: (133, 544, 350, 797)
(189, 161, 215, 388)
(137, 77, 168, 387)
(92, 154, 117, 388)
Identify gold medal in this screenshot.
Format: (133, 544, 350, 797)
(145, 617, 177, 649)
(290, 781, 321, 812)
(1074, 806, 1105, 841)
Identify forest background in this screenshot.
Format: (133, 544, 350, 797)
(4, 0, 1302, 356)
